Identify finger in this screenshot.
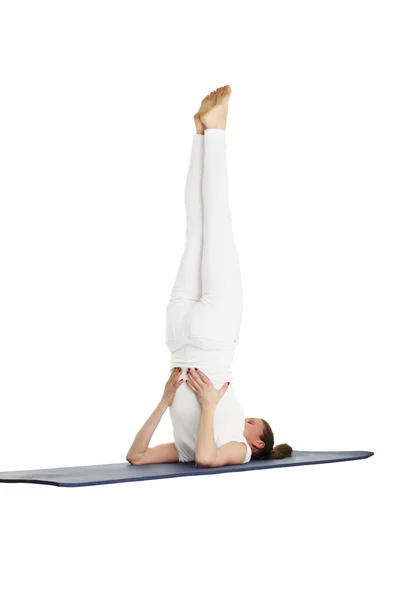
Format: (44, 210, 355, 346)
(189, 369, 203, 386)
(187, 371, 202, 391)
(170, 368, 181, 381)
(194, 369, 211, 385)
(175, 378, 184, 388)
(186, 379, 197, 393)
(219, 382, 230, 396)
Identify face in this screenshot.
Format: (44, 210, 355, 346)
(244, 417, 266, 453)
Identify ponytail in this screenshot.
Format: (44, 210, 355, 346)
(253, 419, 293, 461)
(268, 443, 292, 460)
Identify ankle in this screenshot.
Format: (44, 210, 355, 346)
(204, 122, 226, 131)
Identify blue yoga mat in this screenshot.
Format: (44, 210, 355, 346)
(0, 450, 373, 488)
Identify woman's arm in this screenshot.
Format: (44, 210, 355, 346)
(126, 367, 184, 463)
(195, 405, 218, 466)
(186, 368, 232, 467)
(125, 395, 170, 463)
(195, 408, 247, 467)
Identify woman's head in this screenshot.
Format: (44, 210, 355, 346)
(244, 417, 292, 461)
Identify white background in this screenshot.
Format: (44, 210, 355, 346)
(0, 1, 398, 598)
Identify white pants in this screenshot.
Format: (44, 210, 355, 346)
(165, 129, 248, 462)
(165, 129, 243, 367)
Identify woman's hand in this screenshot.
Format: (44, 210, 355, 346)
(186, 368, 230, 409)
(162, 367, 184, 407)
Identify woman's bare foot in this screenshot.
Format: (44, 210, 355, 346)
(193, 88, 220, 134)
(200, 85, 231, 131)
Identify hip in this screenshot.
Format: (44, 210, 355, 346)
(165, 297, 242, 351)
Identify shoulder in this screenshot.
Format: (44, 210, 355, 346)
(242, 438, 252, 463)
(212, 440, 251, 467)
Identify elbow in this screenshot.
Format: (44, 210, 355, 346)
(126, 454, 141, 465)
(195, 456, 215, 468)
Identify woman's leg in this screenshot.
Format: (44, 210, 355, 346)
(165, 133, 204, 343)
(188, 128, 243, 344)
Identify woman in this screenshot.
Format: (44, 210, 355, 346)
(126, 85, 292, 467)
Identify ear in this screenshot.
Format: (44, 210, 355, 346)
(254, 440, 266, 450)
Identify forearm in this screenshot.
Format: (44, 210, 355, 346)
(195, 405, 217, 464)
(126, 394, 170, 460)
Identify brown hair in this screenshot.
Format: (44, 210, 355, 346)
(251, 419, 293, 460)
